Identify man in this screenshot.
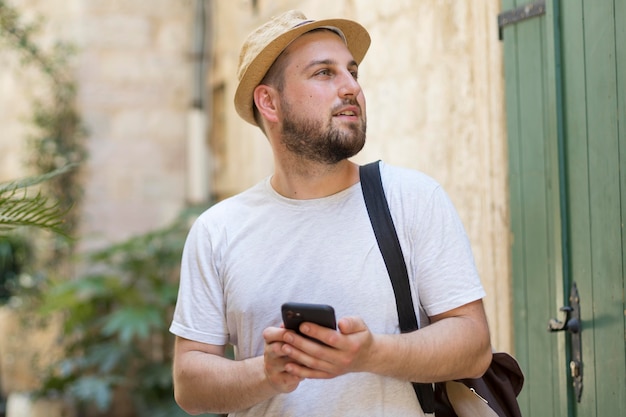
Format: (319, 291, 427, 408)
(170, 10, 491, 416)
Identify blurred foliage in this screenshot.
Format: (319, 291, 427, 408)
(37, 209, 206, 417)
(0, 234, 32, 303)
(0, 0, 87, 259)
(0, 164, 77, 307)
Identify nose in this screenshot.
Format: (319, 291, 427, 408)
(337, 70, 361, 98)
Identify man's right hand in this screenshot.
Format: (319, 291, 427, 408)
(262, 326, 304, 393)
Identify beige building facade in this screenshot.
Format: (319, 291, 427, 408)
(1, 0, 511, 412)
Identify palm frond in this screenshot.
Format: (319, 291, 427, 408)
(0, 164, 77, 236)
(0, 163, 76, 194)
(0, 189, 67, 235)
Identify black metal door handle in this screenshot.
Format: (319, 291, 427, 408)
(548, 306, 580, 333)
(547, 282, 583, 402)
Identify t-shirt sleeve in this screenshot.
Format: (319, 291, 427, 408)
(169, 215, 230, 345)
(412, 185, 486, 317)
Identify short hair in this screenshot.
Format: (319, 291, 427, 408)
(252, 28, 341, 131)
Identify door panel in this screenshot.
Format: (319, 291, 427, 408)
(502, 1, 564, 415)
(560, 1, 626, 415)
(503, 0, 626, 416)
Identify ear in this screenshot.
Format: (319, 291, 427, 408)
(253, 84, 279, 124)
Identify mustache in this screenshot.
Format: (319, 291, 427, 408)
(331, 98, 361, 113)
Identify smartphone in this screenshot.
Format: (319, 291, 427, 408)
(281, 302, 337, 337)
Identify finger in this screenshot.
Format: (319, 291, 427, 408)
(265, 340, 287, 360)
(264, 340, 305, 393)
(296, 323, 340, 347)
(281, 339, 339, 376)
(264, 360, 303, 393)
(263, 326, 287, 343)
(284, 360, 335, 380)
(337, 316, 367, 335)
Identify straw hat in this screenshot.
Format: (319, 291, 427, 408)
(234, 10, 371, 126)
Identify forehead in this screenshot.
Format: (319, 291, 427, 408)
(281, 29, 356, 66)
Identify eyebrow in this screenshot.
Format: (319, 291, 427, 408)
(303, 59, 359, 72)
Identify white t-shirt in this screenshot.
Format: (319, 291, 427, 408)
(170, 161, 485, 417)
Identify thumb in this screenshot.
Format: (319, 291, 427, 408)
(338, 316, 367, 335)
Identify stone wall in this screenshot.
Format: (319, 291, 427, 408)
(74, 0, 193, 249)
(1, 0, 193, 245)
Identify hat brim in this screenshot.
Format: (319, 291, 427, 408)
(234, 18, 371, 126)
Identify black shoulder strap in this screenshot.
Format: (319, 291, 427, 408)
(359, 161, 435, 414)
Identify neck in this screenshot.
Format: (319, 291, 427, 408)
(271, 158, 359, 199)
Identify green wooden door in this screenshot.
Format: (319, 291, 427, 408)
(501, 0, 626, 416)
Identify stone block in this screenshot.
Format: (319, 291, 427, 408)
(6, 392, 75, 417)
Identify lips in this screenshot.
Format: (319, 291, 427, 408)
(333, 106, 360, 117)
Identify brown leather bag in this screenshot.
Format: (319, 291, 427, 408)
(360, 161, 524, 417)
(433, 352, 524, 417)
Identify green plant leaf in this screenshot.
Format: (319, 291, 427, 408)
(87, 342, 128, 374)
(101, 306, 162, 344)
(39, 274, 120, 316)
(68, 376, 116, 411)
(139, 362, 173, 390)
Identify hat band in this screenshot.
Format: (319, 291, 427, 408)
(290, 21, 347, 44)
(293, 19, 314, 28)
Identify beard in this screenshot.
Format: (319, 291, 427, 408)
(279, 98, 366, 164)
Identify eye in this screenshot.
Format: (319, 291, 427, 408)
(350, 70, 359, 80)
(315, 68, 332, 77)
